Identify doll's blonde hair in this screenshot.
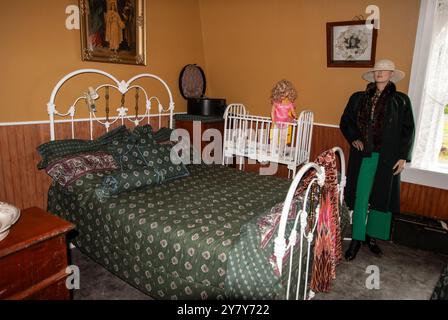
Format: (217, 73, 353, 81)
(270, 79, 297, 104)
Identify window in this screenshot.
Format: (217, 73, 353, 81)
(403, 0, 448, 189)
(440, 104, 448, 164)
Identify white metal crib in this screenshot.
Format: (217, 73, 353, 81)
(222, 103, 314, 178)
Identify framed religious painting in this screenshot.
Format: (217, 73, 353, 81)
(80, 0, 146, 65)
(326, 20, 377, 68)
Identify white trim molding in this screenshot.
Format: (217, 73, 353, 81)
(0, 112, 187, 127)
(0, 115, 446, 190)
(402, 166, 448, 190)
(314, 122, 339, 128)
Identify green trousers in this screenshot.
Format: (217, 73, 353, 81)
(352, 152, 392, 241)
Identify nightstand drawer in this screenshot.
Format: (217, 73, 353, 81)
(25, 275, 70, 300)
(0, 234, 68, 299)
(174, 118, 224, 153)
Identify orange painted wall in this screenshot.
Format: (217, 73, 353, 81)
(0, 0, 205, 123)
(0, 1, 421, 124)
(198, 0, 420, 125)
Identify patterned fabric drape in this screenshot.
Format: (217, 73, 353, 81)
(258, 149, 343, 292)
(309, 192, 334, 292)
(412, 0, 448, 169)
(293, 149, 343, 291)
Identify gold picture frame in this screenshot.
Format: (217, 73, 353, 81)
(80, 0, 146, 66)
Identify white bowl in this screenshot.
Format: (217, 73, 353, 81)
(0, 202, 20, 242)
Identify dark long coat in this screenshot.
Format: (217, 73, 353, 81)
(339, 84, 415, 213)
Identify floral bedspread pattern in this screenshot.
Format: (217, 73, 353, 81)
(48, 164, 293, 299)
(296, 149, 343, 292)
(431, 264, 448, 300)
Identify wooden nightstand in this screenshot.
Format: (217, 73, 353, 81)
(0, 207, 75, 300)
(175, 114, 224, 161)
(174, 114, 224, 153)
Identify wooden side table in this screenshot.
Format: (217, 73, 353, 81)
(0, 207, 75, 300)
(174, 114, 224, 154)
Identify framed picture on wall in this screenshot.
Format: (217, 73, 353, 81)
(326, 20, 377, 68)
(80, 0, 146, 65)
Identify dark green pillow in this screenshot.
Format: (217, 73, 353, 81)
(37, 125, 131, 170)
(96, 125, 131, 146)
(95, 168, 163, 201)
(105, 133, 146, 171)
(153, 127, 173, 143)
(138, 142, 189, 182)
(133, 125, 174, 144)
(133, 124, 153, 139)
(37, 139, 98, 169)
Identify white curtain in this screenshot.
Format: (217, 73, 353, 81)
(412, 0, 448, 170)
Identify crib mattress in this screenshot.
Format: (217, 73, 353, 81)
(224, 142, 297, 163)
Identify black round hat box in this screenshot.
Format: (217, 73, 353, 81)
(179, 64, 226, 117)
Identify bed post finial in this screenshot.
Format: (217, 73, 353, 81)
(169, 102, 175, 129)
(317, 166, 326, 187)
(118, 80, 128, 94)
(274, 236, 286, 275)
(47, 102, 56, 140)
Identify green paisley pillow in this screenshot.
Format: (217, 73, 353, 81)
(132, 124, 154, 143)
(138, 142, 190, 183)
(37, 139, 98, 169)
(105, 133, 147, 171)
(133, 124, 174, 144)
(153, 127, 173, 143)
(96, 125, 130, 145)
(95, 168, 163, 200)
(37, 125, 131, 169)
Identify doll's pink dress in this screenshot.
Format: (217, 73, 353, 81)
(271, 102, 295, 154)
(273, 102, 295, 127)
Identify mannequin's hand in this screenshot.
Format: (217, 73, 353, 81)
(352, 140, 364, 151)
(393, 159, 406, 175)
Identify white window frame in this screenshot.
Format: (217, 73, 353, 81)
(402, 0, 448, 190)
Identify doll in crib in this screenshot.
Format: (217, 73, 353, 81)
(270, 79, 298, 155)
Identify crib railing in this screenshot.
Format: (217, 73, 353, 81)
(222, 104, 313, 177)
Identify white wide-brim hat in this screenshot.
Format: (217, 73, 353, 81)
(362, 59, 405, 83)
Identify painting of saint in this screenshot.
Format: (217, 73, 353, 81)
(80, 0, 146, 65)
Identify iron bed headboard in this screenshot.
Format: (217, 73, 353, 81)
(47, 69, 175, 141)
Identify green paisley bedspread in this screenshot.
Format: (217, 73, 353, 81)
(48, 164, 349, 300)
(431, 264, 448, 300)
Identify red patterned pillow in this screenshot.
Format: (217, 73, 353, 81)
(46, 152, 119, 187)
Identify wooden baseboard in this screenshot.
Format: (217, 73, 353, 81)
(0, 122, 446, 220)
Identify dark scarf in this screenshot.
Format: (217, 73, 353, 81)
(357, 81, 395, 155)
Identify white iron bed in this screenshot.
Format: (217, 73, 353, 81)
(45, 69, 346, 300)
(47, 68, 175, 141)
(222, 103, 314, 178)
